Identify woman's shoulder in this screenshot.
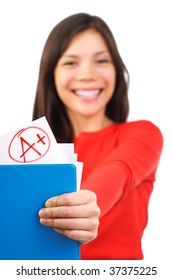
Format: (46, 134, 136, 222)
(124, 119, 162, 133)
(117, 119, 163, 146)
(121, 119, 161, 130)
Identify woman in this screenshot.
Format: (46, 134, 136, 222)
(34, 13, 163, 259)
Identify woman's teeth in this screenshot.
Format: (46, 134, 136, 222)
(74, 90, 101, 98)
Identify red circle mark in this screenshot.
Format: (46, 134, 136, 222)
(8, 126, 51, 163)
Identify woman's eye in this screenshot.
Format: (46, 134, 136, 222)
(63, 61, 76, 66)
(97, 59, 109, 64)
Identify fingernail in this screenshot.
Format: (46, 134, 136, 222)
(45, 200, 53, 207)
(40, 218, 49, 225)
(39, 209, 46, 218)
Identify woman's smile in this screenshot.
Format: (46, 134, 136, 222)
(72, 88, 102, 99)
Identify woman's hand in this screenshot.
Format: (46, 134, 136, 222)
(38, 189, 101, 244)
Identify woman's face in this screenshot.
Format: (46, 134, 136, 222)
(54, 29, 116, 120)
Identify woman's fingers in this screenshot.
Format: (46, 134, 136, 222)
(53, 228, 98, 244)
(45, 189, 97, 207)
(39, 217, 99, 230)
(39, 203, 99, 219)
(38, 190, 100, 220)
(38, 190, 101, 244)
(39, 215, 99, 244)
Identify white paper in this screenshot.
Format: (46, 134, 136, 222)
(0, 117, 83, 189)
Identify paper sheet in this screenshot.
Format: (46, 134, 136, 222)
(0, 117, 83, 189)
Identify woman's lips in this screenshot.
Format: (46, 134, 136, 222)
(72, 89, 102, 99)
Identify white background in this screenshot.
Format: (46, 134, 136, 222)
(0, 0, 172, 278)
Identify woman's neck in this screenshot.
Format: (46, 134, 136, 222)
(67, 111, 114, 137)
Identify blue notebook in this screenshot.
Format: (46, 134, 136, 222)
(0, 164, 80, 260)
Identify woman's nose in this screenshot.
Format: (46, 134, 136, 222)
(76, 62, 97, 81)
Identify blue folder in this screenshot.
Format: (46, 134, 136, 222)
(0, 164, 80, 260)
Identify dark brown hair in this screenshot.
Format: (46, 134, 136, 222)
(32, 13, 129, 142)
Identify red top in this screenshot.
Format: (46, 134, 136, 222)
(74, 120, 163, 260)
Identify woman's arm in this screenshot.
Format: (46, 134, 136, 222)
(81, 121, 163, 217)
(38, 121, 163, 244)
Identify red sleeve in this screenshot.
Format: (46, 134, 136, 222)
(81, 121, 163, 217)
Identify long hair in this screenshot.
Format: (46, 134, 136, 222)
(32, 13, 129, 142)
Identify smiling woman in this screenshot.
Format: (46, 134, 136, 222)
(33, 13, 129, 143)
(32, 13, 163, 260)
